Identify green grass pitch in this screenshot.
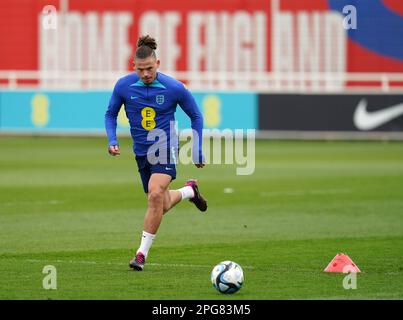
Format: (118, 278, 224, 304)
(0, 136, 402, 299)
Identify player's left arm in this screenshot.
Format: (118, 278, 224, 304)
(177, 83, 205, 168)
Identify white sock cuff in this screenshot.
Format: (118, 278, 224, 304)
(178, 186, 194, 200)
(142, 231, 156, 240)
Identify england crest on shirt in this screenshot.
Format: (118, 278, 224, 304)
(156, 95, 165, 105)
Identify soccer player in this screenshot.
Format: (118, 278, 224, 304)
(105, 35, 207, 271)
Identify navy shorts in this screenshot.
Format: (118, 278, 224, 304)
(135, 148, 177, 193)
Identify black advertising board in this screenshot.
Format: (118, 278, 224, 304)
(258, 94, 403, 131)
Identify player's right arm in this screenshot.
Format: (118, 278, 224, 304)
(105, 79, 124, 156)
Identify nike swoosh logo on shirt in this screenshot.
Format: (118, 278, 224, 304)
(353, 99, 403, 130)
(131, 96, 139, 100)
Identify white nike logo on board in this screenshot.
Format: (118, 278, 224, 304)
(353, 99, 403, 130)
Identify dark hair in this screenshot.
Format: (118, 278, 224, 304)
(135, 35, 157, 59)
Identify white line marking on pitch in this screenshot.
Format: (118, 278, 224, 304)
(25, 259, 254, 269)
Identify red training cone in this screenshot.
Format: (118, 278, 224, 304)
(324, 253, 361, 273)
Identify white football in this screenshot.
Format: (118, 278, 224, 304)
(211, 260, 244, 294)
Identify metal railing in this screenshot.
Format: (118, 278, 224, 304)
(1, 70, 403, 92)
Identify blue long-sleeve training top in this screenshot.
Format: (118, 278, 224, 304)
(105, 72, 204, 163)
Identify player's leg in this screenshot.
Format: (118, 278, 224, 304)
(162, 189, 182, 214)
(130, 173, 171, 271)
(143, 173, 171, 233)
(157, 146, 207, 213)
(161, 181, 207, 214)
